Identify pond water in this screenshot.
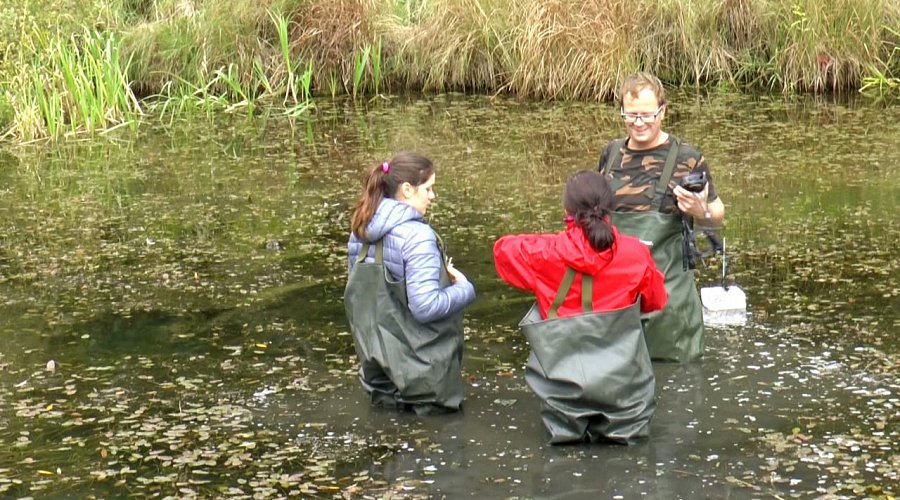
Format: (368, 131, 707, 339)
(0, 93, 897, 499)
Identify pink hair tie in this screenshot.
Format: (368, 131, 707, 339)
(381, 161, 390, 173)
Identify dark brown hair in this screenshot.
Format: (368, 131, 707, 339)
(563, 171, 615, 252)
(350, 151, 435, 239)
(619, 72, 667, 108)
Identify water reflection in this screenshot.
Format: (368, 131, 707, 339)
(0, 93, 897, 498)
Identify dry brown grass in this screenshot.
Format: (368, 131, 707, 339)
(285, 0, 380, 93)
(379, 0, 508, 93)
(502, 0, 641, 100)
(116, 0, 899, 99)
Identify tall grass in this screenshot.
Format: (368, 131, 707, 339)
(640, 0, 737, 87)
(6, 28, 141, 141)
(761, 0, 888, 93)
(860, 25, 900, 97)
(2, 0, 899, 140)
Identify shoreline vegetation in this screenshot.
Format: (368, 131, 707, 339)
(1, 0, 898, 141)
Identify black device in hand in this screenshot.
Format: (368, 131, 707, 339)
(677, 170, 723, 270)
(680, 171, 708, 193)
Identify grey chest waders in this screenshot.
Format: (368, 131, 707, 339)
(603, 138, 705, 362)
(519, 268, 656, 445)
(343, 238, 465, 414)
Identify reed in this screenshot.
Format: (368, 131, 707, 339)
(284, 60, 315, 117)
(214, 63, 254, 114)
(253, 56, 274, 96)
(269, 8, 302, 104)
(269, 8, 293, 99)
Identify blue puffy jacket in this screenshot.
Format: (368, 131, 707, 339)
(348, 198, 476, 323)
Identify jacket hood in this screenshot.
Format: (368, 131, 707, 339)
(363, 198, 424, 242)
(556, 221, 619, 274)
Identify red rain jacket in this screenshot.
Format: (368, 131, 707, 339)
(493, 222, 667, 319)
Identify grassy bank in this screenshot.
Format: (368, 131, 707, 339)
(1, 0, 898, 140)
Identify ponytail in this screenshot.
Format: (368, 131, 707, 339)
(350, 152, 435, 239)
(563, 171, 615, 252)
(350, 163, 388, 239)
(577, 212, 614, 251)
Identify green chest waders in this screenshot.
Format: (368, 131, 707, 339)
(603, 137, 705, 362)
(520, 269, 656, 445)
(343, 239, 465, 414)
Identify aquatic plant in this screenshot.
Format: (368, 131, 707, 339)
(327, 70, 339, 99)
(214, 63, 254, 114)
(372, 37, 382, 95)
(269, 7, 313, 107)
(352, 44, 370, 99)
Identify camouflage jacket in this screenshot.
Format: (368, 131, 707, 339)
(597, 135, 718, 214)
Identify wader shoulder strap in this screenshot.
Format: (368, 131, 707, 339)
(356, 240, 384, 264)
(601, 138, 628, 176)
(547, 268, 593, 320)
(652, 137, 681, 212)
(434, 232, 449, 264)
(581, 274, 592, 312)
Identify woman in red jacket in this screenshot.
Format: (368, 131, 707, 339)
(494, 170, 667, 319)
(493, 170, 668, 445)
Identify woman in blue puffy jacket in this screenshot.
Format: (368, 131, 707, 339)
(344, 151, 476, 414)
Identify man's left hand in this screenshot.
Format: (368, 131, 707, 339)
(673, 184, 709, 219)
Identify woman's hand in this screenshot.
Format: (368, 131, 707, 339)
(446, 257, 467, 283)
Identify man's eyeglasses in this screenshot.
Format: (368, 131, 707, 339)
(620, 105, 665, 124)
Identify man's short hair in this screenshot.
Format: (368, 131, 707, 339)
(620, 73, 667, 107)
